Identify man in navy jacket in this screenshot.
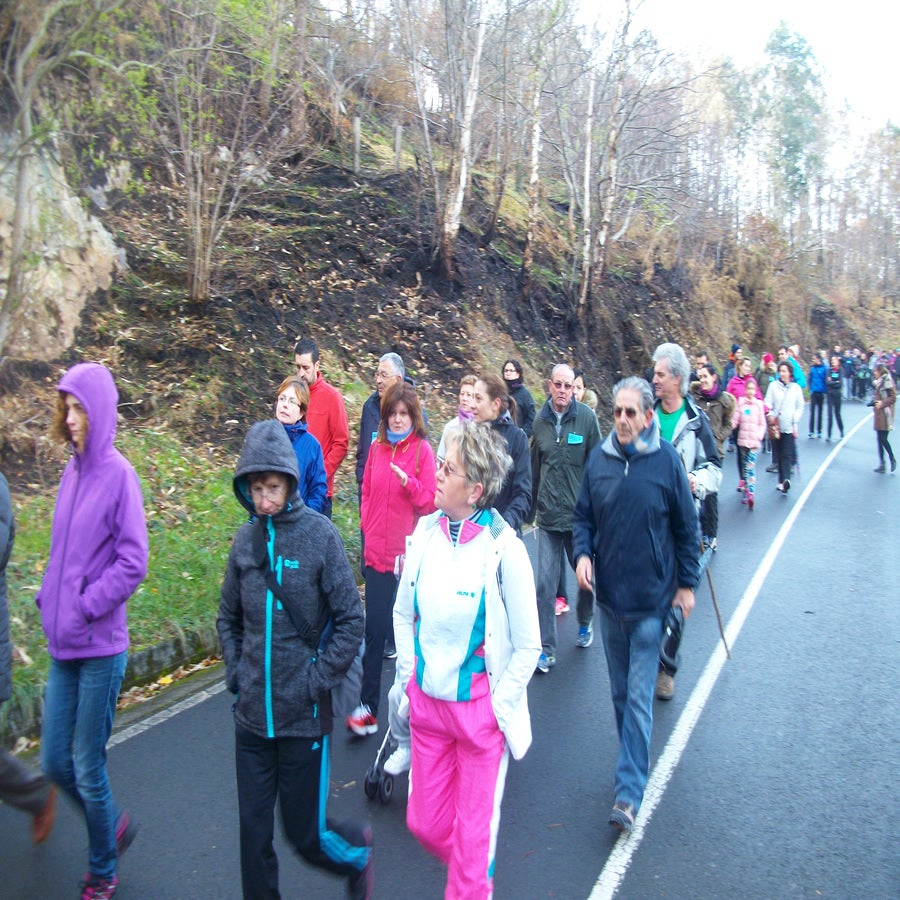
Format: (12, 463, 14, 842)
(574, 377, 700, 834)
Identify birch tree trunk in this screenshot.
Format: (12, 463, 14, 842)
(439, 18, 486, 281)
(520, 76, 542, 299)
(577, 71, 595, 310)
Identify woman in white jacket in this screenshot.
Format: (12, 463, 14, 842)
(394, 421, 540, 900)
(764, 361, 805, 494)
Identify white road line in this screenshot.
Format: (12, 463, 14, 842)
(589, 418, 869, 899)
(108, 680, 227, 748)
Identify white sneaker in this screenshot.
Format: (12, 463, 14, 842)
(384, 744, 411, 775)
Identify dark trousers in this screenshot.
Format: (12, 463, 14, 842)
(0, 746, 51, 815)
(361, 568, 398, 715)
(876, 431, 896, 466)
(774, 433, 796, 483)
(235, 725, 369, 899)
(808, 393, 824, 434)
(699, 492, 718, 540)
(826, 393, 843, 438)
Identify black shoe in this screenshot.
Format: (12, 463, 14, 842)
(782, 479, 790, 493)
(892, 459, 897, 473)
(383, 643, 397, 660)
(766, 463, 778, 473)
(347, 826, 373, 899)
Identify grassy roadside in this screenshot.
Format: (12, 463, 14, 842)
(1, 426, 362, 744)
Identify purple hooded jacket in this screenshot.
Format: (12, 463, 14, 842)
(36, 363, 148, 660)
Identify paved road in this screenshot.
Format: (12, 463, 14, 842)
(3, 402, 897, 898)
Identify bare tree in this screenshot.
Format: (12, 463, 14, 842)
(138, 0, 316, 302)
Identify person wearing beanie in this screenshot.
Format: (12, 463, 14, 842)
(722, 344, 742, 388)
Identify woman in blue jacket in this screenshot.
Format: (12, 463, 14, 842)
(807, 353, 827, 438)
(274, 377, 328, 514)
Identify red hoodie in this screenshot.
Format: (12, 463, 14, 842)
(305, 373, 349, 498)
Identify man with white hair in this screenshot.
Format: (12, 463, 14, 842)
(355, 352, 405, 494)
(652, 342, 722, 700)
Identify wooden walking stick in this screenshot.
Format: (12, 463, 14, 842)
(700, 540, 731, 659)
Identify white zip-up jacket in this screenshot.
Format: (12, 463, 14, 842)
(394, 509, 541, 760)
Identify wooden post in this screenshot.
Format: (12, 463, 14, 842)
(353, 115, 361, 174)
(394, 123, 402, 173)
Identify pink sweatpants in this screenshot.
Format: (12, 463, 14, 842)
(406, 678, 509, 900)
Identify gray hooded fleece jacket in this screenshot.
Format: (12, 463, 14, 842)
(217, 420, 364, 738)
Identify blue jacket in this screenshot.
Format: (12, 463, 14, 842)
(573, 422, 700, 620)
(808, 364, 827, 394)
(283, 421, 327, 513)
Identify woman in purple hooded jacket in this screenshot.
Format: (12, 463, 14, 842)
(36, 363, 149, 900)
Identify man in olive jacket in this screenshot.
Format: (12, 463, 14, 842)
(530, 364, 602, 671)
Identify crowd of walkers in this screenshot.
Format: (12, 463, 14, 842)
(2, 336, 896, 900)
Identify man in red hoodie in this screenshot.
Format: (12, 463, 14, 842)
(294, 337, 350, 519)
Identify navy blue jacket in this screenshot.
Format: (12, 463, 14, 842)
(573, 423, 700, 620)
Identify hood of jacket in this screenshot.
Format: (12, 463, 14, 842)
(600, 415, 661, 461)
(234, 420, 301, 515)
(57, 363, 119, 468)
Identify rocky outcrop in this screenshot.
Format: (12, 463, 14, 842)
(0, 130, 123, 359)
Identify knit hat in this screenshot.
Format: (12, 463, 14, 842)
(762, 352, 774, 365)
(731, 343, 741, 354)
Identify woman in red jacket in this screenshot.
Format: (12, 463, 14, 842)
(347, 381, 436, 736)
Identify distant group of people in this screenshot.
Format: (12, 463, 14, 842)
(3, 330, 896, 900)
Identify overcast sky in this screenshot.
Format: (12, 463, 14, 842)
(609, 0, 898, 129)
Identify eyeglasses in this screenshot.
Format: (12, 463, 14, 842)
(437, 458, 467, 480)
(551, 381, 574, 390)
(374, 369, 394, 382)
(250, 483, 287, 501)
(613, 406, 639, 419)
(276, 394, 301, 409)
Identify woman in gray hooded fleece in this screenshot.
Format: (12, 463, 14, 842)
(217, 420, 372, 899)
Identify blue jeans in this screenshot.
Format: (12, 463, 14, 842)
(41, 652, 127, 879)
(598, 607, 662, 810)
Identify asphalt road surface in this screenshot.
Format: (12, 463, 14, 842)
(3, 402, 897, 899)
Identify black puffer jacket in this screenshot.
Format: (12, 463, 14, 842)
(489, 412, 532, 532)
(217, 420, 364, 738)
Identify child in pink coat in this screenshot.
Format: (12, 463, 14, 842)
(731, 379, 767, 508)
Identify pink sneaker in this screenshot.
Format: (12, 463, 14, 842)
(555, 596, 569, 615)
